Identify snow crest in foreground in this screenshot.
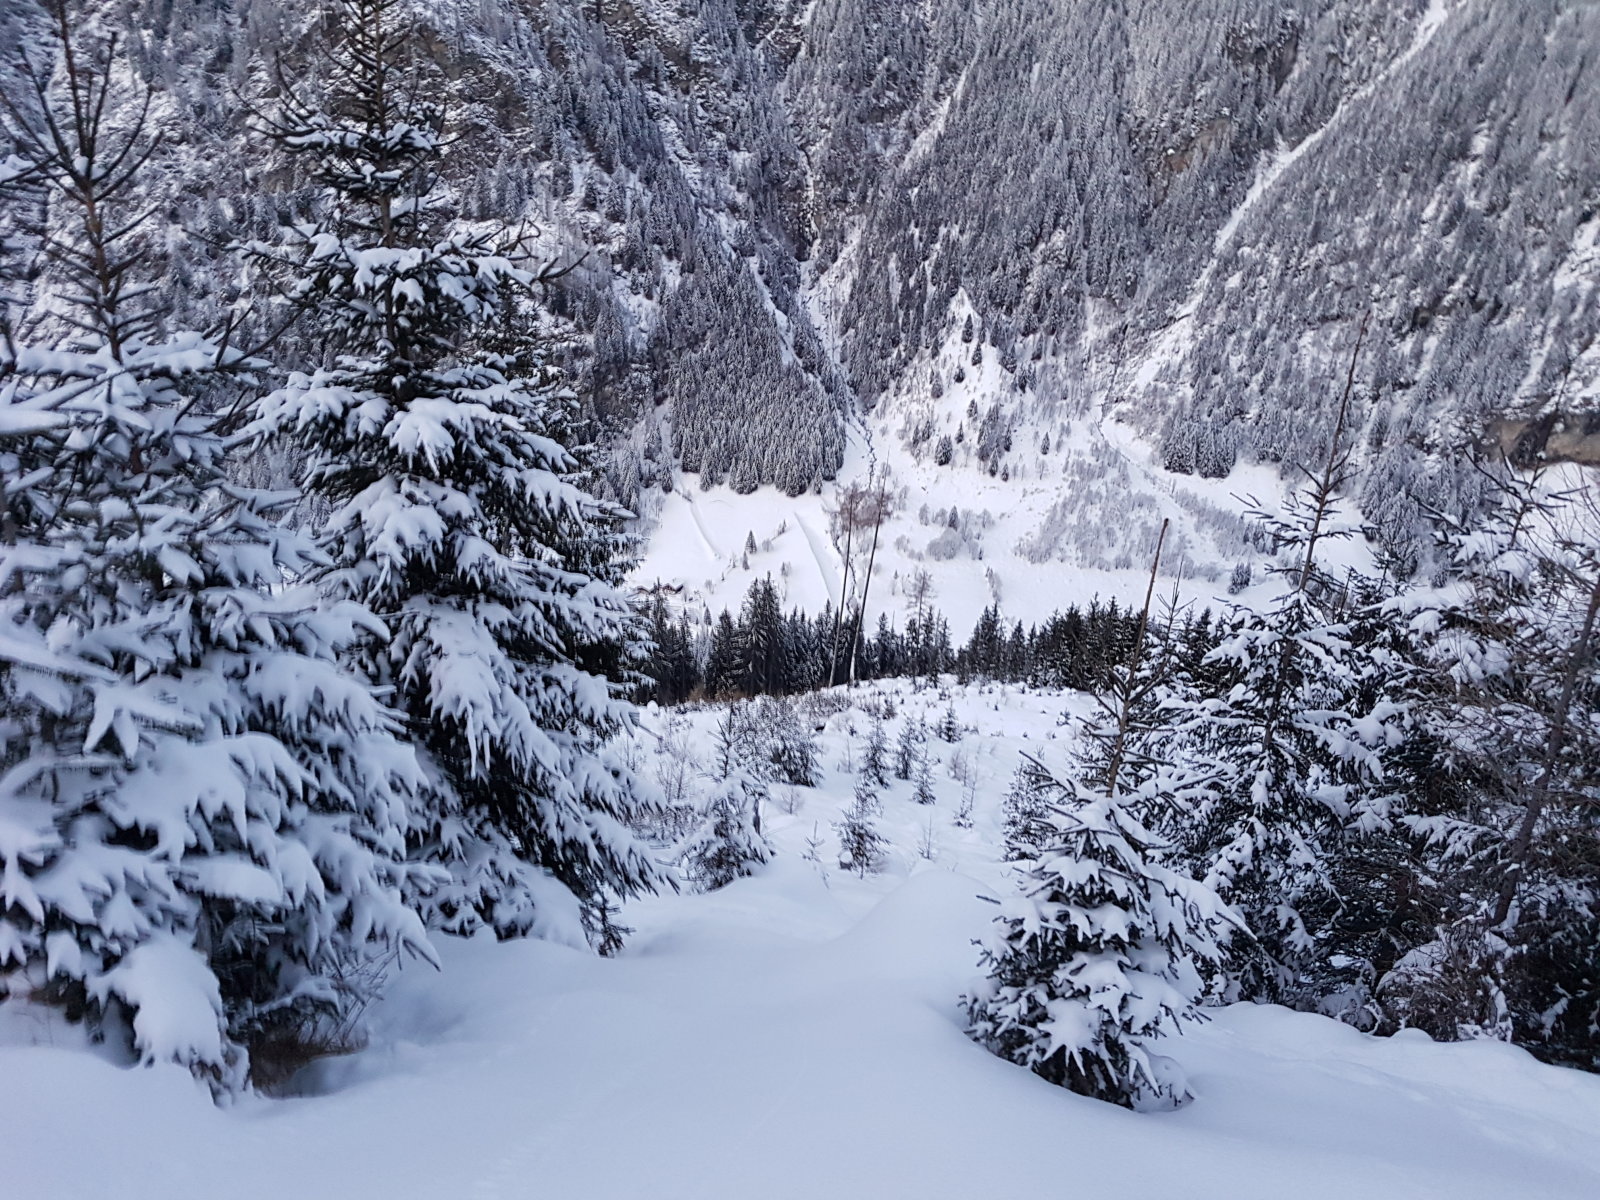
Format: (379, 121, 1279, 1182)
(7, 683, 1600, 1200)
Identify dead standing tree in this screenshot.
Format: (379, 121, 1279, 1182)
(826, 473, 894, 687)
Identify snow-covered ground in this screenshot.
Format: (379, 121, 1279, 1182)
(630, 389, 1305, 638)
(8, 681, 1600, 1200)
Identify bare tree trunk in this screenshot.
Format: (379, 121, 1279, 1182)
(1104, 520, 1167, 799)
(827, 478, 860, 687)
(848, 485, 886, 689)
(1297, 310, 1368, 592)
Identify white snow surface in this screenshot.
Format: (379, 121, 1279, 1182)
(630, 413, 1298, 637)
(8, 680, 1600, 1200)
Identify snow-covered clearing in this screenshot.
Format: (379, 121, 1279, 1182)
(8, 681, 1599, 1200)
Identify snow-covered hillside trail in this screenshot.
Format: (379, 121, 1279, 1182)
(9, 683, 1600, 1200)
(11, 864, 1598, 1200)
(683, 489, 723, 562)
(794, 507, 841, 607)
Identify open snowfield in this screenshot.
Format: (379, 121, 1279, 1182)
(9, 681, 1600, 1200)
(627, 328, 1370, 642)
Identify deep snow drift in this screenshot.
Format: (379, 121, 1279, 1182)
(8, 682, 1600, 1200)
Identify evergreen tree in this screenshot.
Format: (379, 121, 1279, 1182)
(860, 712, 890, 787)
(966, 784, 1227, 1108)
(704, 609, 741, 698)
(641, 594, 699, 705)
(757, 695, 819, 787)
(245, 0, 663, 948)
(0, 9, 430, 1091)
(677, 777, 771, 892)
(960, 611, 998, 684)
(894, 714, 923, 781)
(784, 607, 825, 694)
(1003, 621, 1029, 682)
(1001, 760, 1055, 861)
(739, 574, 789, 696)
(1305, 570, 1432, 1022)
(1384, 471, 1600, 1063)
(912, 737, 938, 805)
(928, 615, 954, 679)
(871, 612, 901, 679)
(969, 535, 1231, 1108)
(936, 704, 961, 743)
(1180, 394, 1401, 1005)
(835, 777, 886, 877)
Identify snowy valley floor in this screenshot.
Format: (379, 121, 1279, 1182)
(10, 682, 1600, 1200)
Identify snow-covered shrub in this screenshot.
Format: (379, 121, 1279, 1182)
(966, 787, 1227, 1109)
(677, 776, 772, 892)
(926, 527, 963, 561)
(1377, 925, 1514, 1045)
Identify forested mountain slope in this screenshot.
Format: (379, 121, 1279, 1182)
(796, 0, 1598, 560)
(6, 0, 1597, 563)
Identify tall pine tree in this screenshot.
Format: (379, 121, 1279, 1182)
(0, 7, 430, 1092)
(244, 0, 664, 949)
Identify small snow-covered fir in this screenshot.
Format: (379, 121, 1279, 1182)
(967, 782, 1227, 1108)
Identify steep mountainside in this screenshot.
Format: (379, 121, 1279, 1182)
(794, 0, 1598, 559)
(7, 0, 1598, 579)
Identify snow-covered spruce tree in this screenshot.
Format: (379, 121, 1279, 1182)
(894, 714, 923, 781)
(0, 9, 431, 1093)
(968, 532, 1230, 1108)
(755, 695, 818, 787)
(1001, 759, 1056, 861)
(678, 704, 772, 890)
(1179, 360, 1402, 1006)
(677, 778, 771, 892)
(966, 534, 1228, 1107)
(244, 0, 664, 949)
(912, 736, 938, 805)
(835, 776, 886, 878)
(739, 575, 790, 696)
(967, 781, 1228, 1108)
(1383, 470, 1600, 1064)
(1184, 587, 1353, 1003)
(1299, 564, 1436, 1026)
(704, 610, 741, 698)
(860, 711, 890, 788)
(640, 593, 699, 704)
